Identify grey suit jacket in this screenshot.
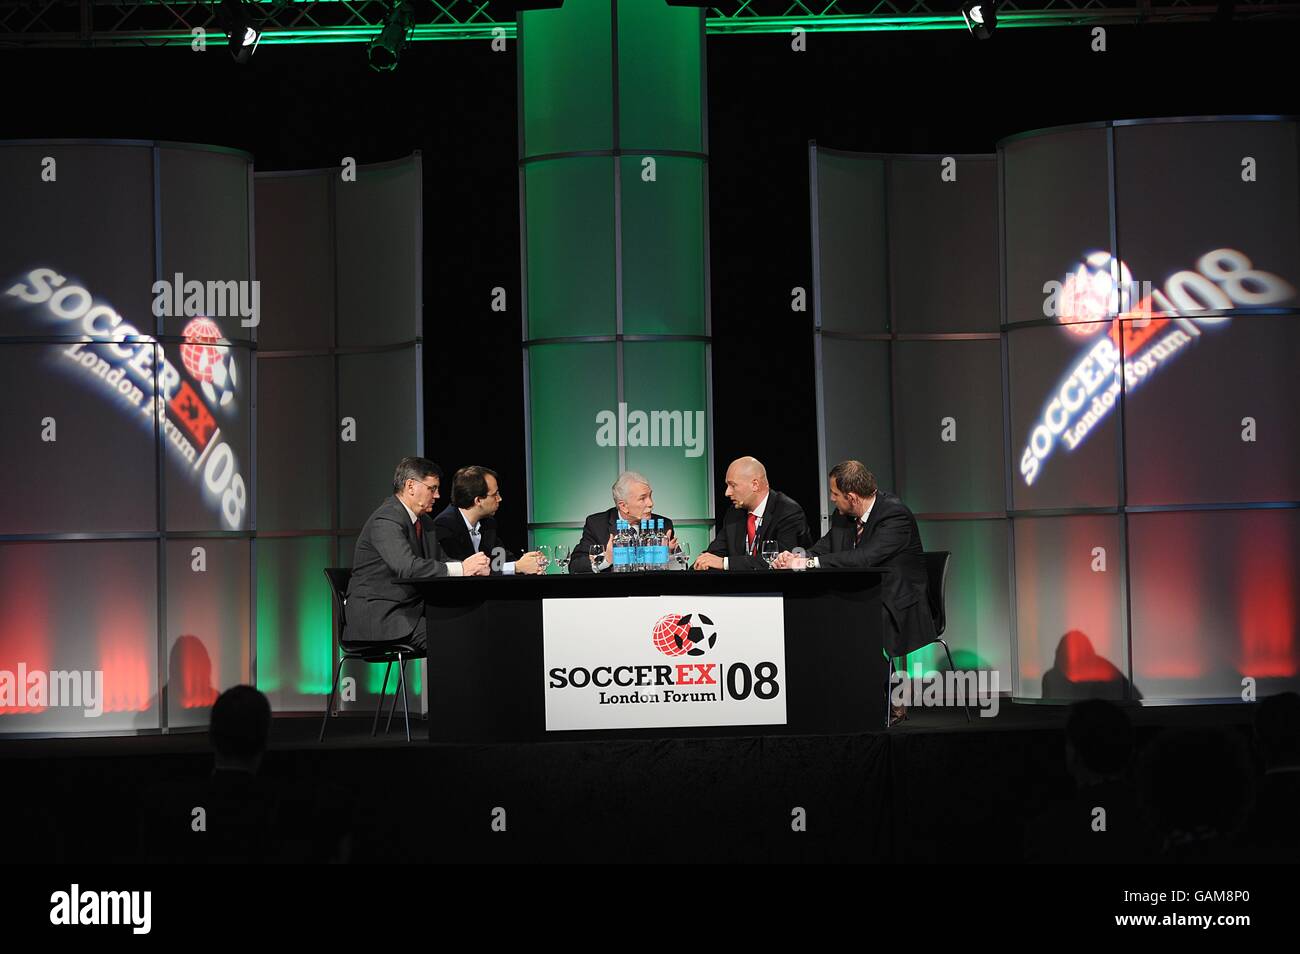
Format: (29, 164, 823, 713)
(344, 495, 457, 642)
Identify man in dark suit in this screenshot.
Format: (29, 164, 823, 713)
(694, 456, 812, 571)
(432, 465, 542, 575)
(775, 460, 936, 719)
(345, 457, 490, 651)
(569, 470, 676, 573)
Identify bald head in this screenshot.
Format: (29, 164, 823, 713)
(724, 457, 770, 511)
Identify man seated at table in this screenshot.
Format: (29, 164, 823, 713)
(693, 456, 812, 570)
(773, 460, 935, 720)
(569, 470, 677, 573)
(345, 457, 490, 652)
(433, 465, 542, 575)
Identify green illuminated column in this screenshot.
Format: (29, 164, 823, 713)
(519, 0, 714, 556)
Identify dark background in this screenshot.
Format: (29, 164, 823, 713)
(3, 17, 1297, 545)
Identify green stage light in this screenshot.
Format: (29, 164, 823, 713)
(367, 1, 414, 72)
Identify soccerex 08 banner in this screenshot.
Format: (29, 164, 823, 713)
(542, 595, 787, 732)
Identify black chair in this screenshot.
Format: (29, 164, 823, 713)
(884, 550, 971, 726)
(319, 568, 425, 743)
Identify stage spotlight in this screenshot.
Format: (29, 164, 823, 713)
(961, 0, 997, 40)
(218, 0, 262, 64)
(368, 1, 415, 73)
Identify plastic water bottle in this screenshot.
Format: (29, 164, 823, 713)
(635, 519, 647, 570)
(613, 519, 629, 572)
(656, 518, 669, 568)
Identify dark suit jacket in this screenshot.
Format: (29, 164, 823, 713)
(809, 491, 937, 656)
(344, 495, 457, 642)
(431, 506, 518, 570)
(569, 507, 675, 574)
(704, 489, 813, 570)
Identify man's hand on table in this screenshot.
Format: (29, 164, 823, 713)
(515, 551, 543, 575)
(693, 552, 724, 571)
(772, 550, 809, 571)
(463, 552, 491, 576)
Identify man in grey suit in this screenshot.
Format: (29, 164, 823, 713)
(345, 457, 490, 652)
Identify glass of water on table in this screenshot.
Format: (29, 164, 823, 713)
(554, 544, 570, 574)
(536, 544, 551, 574)
(590, 544, 607, 573)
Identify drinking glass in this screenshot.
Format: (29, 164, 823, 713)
(555, 544, 571, 575)
(590, 544, 607, 573)
(761, 541, 779, 568)
(676, 541, 692, 570)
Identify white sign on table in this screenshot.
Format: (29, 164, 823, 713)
(542, 594, 787, 731)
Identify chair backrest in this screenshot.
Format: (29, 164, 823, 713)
(323, 568, 353, 642)
(922, 551, 951, 637)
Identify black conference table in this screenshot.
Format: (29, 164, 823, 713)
(399, 567, 888, 743)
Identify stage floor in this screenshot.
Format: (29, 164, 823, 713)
(0, 698, 1259, 756)
(0, 701, 1271, 864)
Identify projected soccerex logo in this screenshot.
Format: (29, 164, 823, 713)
(543, 596, 786, 731)
(1020, 248, 1295, 486)
(4, 266, 249, 529)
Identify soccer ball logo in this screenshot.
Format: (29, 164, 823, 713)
(651, 612, 717, 657)
(180, 317, 238, 408)
(1059, 251, 1134, 337)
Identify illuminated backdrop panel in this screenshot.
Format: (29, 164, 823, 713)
(1000, 117, 1300, 701)
(810, 147, 1009, 679)
(0, 140, 254, 735)
(520, 0, 714, 549)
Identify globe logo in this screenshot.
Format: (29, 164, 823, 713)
(651, 612, 717, 657)
(1059, 250, 1134, 336)
(180, 317, 225, 381)
(180, 317, 238, 408)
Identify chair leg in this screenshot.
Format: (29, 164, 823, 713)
(384, 653, 410, 741)
(371, 660, 393, 738)
(383, 657, 403, 735)
(319, 655, 348, 743)
(938, 639, 971, 723)
(400, 653, 412, 742)
(884, 655, 895, 729)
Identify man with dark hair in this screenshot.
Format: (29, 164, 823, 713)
(433, 465, 542, 574)
(1248, 691, 1300, 859)
(1024, 700, 1144, 862)
(694, 456, 812, 571)
(345, 456, 490, 652)
(210, 684, 272, 772)
(140, 685, 352, 863)
(774, 460, 935, 721)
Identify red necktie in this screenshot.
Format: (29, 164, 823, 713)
(746, 512, 757, 554)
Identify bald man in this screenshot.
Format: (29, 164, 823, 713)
(694, 457, 812, 571)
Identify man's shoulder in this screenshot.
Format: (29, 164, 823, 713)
(585, 507, 616, 527)
(876, 491, 915, 518)
(363, 496, 404, 529)
(769, 490, 807, 517)
(431, 506, 462, 530)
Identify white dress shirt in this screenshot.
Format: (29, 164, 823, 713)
(723, 492, 769, 571)
(399, 497, 462, 576)
(461, 508, 515, 574)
